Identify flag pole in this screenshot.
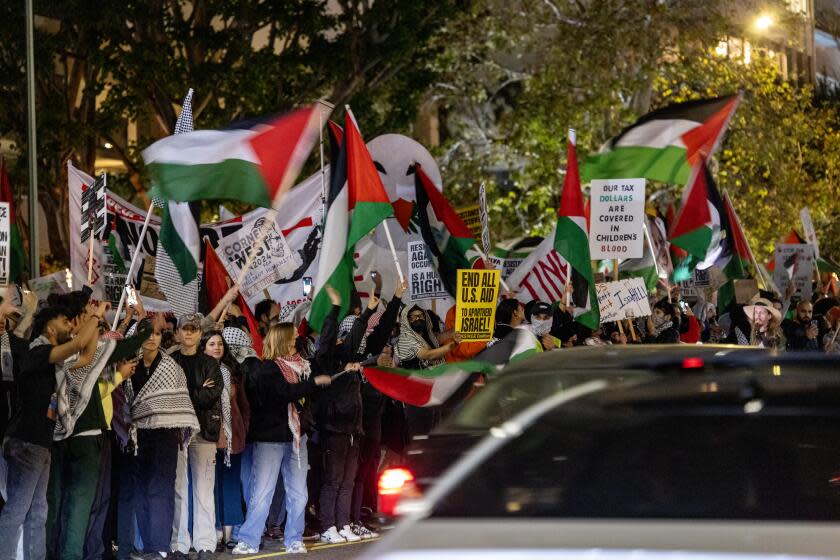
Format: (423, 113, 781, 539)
(316, 99, 334, 232)
(382, 219, 405, 284)
(474, 245, 510, 293)
(110, 201, 156, 330)
(642, 220, 661, 279)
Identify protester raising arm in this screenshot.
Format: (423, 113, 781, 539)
(316, 285, 343, 373)
(12, 289, 38, 339)
(344, 294, 381, 361)
(50, 301, 109, 365)
(364, 281, 406, 357)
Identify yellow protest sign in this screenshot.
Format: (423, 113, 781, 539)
(456, 205, 482, 239)
(455, 268, 501, 342)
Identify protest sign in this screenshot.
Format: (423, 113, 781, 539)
(589, 178, 645, 260)
(0, 202, 9, 286)
(408, 241, 448, 302)
(506, 225, 571, 303)
(456, 269, 500, 342)
(488, 255, 525, 281)
(217, 217, 301, 301)
(800, 207, 820, 260)
(456, 205, 482, 240)
(596, 277, 651, 323)
(773, 243, 815, 301)
(734, 279, 759, 304)
(29, 270, 73, 302)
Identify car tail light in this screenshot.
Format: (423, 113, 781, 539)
(378, 467, 420, 517)
(682, 357, 705, 369)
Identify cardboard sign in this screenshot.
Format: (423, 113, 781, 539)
(456, 205, 482, 240)
(408, 241, 448, 302)
(734, 279, 759, 305)
(589, 178, 646, 259)
(216, 218, 301, 301)
(800, 207, 820, 260)
(773, 243, 815, 301)
(596, 277, 652, 323)
(0, 202, 9, 286)
(456, 269, 500, 342)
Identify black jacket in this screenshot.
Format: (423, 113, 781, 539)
(782, 318, 820, 351)
(170, 350, 224, 441)
(246, 359, 318, 443)
(316, 305, 364, 435)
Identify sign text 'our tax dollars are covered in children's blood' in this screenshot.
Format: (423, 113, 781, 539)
(456, 269, 500, 342)
(589, 178, 645, 260)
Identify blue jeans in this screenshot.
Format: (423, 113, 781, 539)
(238, 438, 308, 550)
(0, 438, 51, 560)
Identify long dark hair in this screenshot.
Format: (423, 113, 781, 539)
(200, 330, 240, 379)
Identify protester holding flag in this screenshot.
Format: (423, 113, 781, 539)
(235, 324, 331, 555)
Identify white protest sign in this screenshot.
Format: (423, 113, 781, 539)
(596, 277, 652, 323)
(408, 241, 448, 302)
(488, 255, 525, 281)
(800, 207, 820, 260)
(217, 217, 302, 301)
(0, 202, 8, 286)
(773, 243, 815, 301)
(589, 178, 646, 260)
(29, 270, 73, 301)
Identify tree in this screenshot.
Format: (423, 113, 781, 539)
(431, 0, 840, 265)
(0, 0, 467, 274)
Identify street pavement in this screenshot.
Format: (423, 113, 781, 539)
(210, 537, 378, 559)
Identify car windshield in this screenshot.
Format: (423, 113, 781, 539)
(439, 368, 655, 433)
(432, 366, 840, 521)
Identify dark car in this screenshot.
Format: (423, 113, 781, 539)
(369, 349, 840, 559)
(378, 344, 770, 517)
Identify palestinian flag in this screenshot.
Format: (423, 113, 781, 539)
(669, 163, 727, 261)
(308, 109, 393, 332)
(364, 328, 540, 407)
(106, 213, 128, 273)
(583, 94, 740, 185)
(715, 193, 752, 311)
(415, 164, 484, 296)
(143, 104, 323, 208)
(764, 229, 840, 279)
(153, 89, 201, 317)
(0, 159, 26, 282)
(555, 129, 598, 329)
(200, 238, 264, 357)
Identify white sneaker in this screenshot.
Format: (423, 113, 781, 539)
(351, 523, 380, 539)
(286, 541, 307, 554)
(320, 526, 347, 544)
(339, 525, 362, 542)
(231, 542, 258, 555)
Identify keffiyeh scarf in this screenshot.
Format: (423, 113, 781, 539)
(1, 332, 13, 382)
(124, 352, 199, 452)
(274, 353, 311, 466)
(219, 363, 233, 467)
(223, 327, 258, 363)
(395, 306, 444, 368)
(51, 338, 118, 441)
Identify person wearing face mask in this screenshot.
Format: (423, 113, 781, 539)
(526, 301, 558, 351)
(644, 300, 681, 344)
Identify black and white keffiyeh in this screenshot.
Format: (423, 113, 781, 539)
(124, 352, 199, 438)
(1, 332, 13, 382)
(220, 363, 233, 466)
(223, 326, 258, 363)
(395, 306, 444, 368)
(50, 338, 117, 441)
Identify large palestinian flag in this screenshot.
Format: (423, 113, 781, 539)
(714, 192, 752, 311)
(415, 164, 484, 296)
(555, 130, 598, 329)
(143, 105, 322, 208)
(308, 110, 393, 332)
(364, 328, 540, 407)
(583, 94, 740, 185)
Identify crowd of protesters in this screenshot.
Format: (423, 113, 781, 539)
(0, 276, 837, 560)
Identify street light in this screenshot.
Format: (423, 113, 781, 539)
(754, 13, 774, 32)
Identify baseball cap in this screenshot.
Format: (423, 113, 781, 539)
(531, 301, 552, 318)
(178, 313, 204, 330)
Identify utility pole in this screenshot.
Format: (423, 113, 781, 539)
(25, 0, 39, 279)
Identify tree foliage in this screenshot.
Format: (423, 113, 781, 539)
(0, 0, 466, 273)
(432, 0, 840, 264)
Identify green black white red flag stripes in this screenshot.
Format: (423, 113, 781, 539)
(669, 163, 726, 262)
(153, 89, 201, 317)
(308, 109, 394, 332)
(555, 129, 599, 330)
(716, 192, 752, 311)
(364, 328, 540, 407)
(415, 164, 484, 297)
(143, 104, 322, 208)
(583, 94, 740, 185)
